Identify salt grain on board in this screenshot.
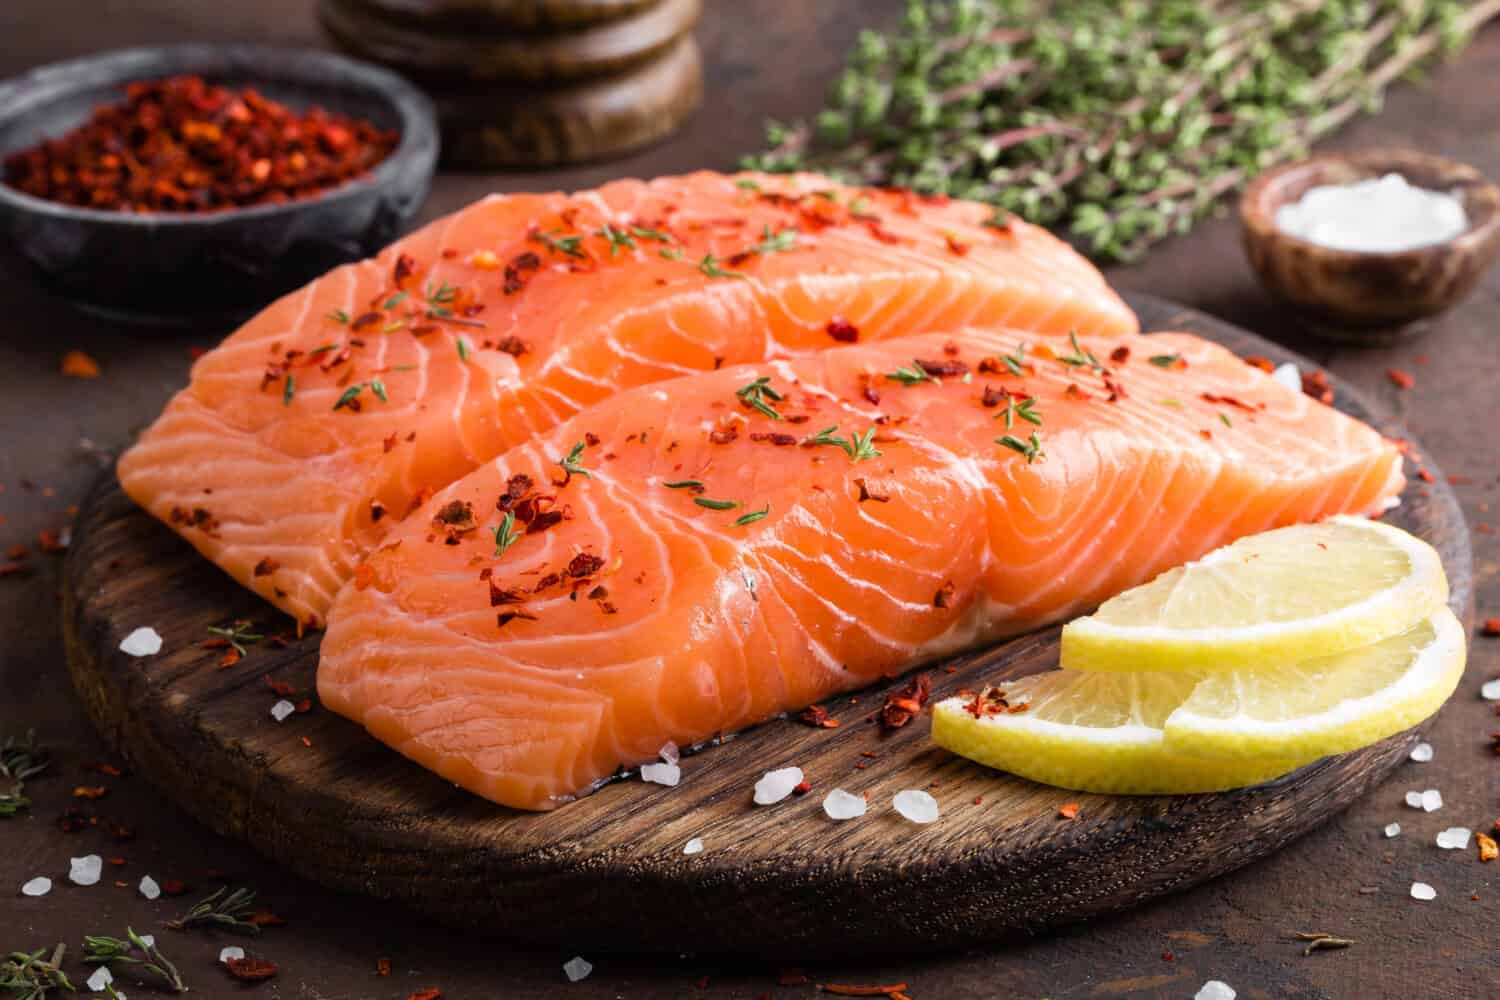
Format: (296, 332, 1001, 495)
(683, 838, 704, 856)
(86, 966, 113, 992)
(563, 956, 593, 982)
(1405, 791, 1424, 808)
(138, 875, 161, 900)
(119, 626, 162, 657)
(753, 766, 803, 805)
(640, 762, 681, 787)
(1437, 827, 1472, 850)
(1384, 823, 1402, 838)
(659, 741, 680, 765)
(1411, 881, 1437, 901)
(1421, 788, 1443, 812)
(822, 788, 867, 821)
(20, 876, 51, 897)
(1481, 679, 1500, 700)
(1195, 981, 1236, 1000)
(270, 699, 295, 722)
(1409, 742, 1433, 763)
(219, 946, 246, 964)
(69, 854, 102, 886)
(1271, 363, 1301, 393)
(892, 789, 940, 824)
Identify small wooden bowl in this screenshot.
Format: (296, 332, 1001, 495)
(1240, 149, 1500, 339)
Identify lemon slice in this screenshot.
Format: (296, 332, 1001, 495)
(931, 672, 1313, 795)
(1060, 516, 1447, 673)
(1164, 607, 1465, 760)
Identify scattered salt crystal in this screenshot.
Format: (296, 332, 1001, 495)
(1481, 678, 1500, 700)
(138, 875, 161, 900)
(86, 966, 113, 992)
(892, 789, 940, 825)
(119, 626, 162, 657)
(659, 741, 680, 765)
(219, 946, 246, 964)
(69, 854, 102, 886)
(1195, 981, 1236, 1000)
(1437, 827, 1472, 850)
(1421, 788, 1443, 812)
(640, 762, 680, 787)
(1271, 363, 1301, 393)
(753, 766, 803, 805)
(683, 837, 704, 855)
(1384, 823, 1401, 838)
(270, 699, 295, 722)
(563, 956, 593, 982)
(1411, 881, 1437, 901)
(822, 788, 867, 821)
(1409, 742, 1433, 763)
(21, 876, 51, 897)
(1405, 791, 1424, 808)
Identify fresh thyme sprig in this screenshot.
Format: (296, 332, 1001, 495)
(748, 0, 1500, 260)
(165, 887, 261, 936)
(558, 441, 592, 480)
(83, 929, 187, 994)
(699, 254, 746, 280)
(0, 731, 49, 819)
(492, 511, 521, 558)
(884, 361, 937, 386)
(1057, 331, 1101, 372)
(802, 425, 882, 463)
(206, 621, 264, 657)
(997, 395, 1042, 430)
(598, 224, 636, 256)
(996, 430, 1045, 464)
(735, 376, 785, 420)
(531, 229, 585, 259)
(0, 944, 73, 998)
(750, 225, 799, 255)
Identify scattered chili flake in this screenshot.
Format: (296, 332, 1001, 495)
(73, 785, 108, 800)
(799, 704, 841, 729)
(1110, 346, 1131, 364)
(246, 911, 286, 927)
(497, 610, 538, 628)
(880, 674, 930, 730)
(1386, 368, 1415, 390)
(253, 557, 280, 577)
(496, 335, 529, 357)
(376, 958, 392, 977)
(819, 984, 908, 996)
(407, 989, 443, 1000)
(792, 780, 812, 796)
(1057, 802, 1081, 819)
(567, 552, 605, 578)
(1481, 618, 1500, 637)
(225, 956, 279, 981)
(61, 350, 102, 378)
(853, 478, 889, 503)
(1161, 951, 1175, 962)
(826, 316, 859, 343)
(933, 581, 955, 609)
(37, 528, 68, 553)
(943, 232, 971, 255)
(915, 357, 969, 378)
(1476, 832, 1498, 863)
(1301, 369, 1334, 405)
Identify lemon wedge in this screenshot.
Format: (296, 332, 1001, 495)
(932, 608, 1463, 795)
(931, 672, 1313, 795)
(1060, 516, 1447, 674)
(1164, 607, 1465, 760)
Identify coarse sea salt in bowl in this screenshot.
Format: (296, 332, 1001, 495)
(1240, 148, 1500, 340)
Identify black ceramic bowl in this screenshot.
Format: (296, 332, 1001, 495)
(0, 45, 438, 326)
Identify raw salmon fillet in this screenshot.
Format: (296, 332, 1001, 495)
(318, 328, 1405, 810)
(116, 172, 1135, 627)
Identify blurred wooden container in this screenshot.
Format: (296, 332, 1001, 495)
(319, 0, 702, 167)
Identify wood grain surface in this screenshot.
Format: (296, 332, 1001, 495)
(59, 293, 1472, 958)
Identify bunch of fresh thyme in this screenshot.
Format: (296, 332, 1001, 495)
(748, 0, 1500, 259)
(0, 945, 72, 999)
(83, 929, 186, 994)
(0, 731, 50, 818)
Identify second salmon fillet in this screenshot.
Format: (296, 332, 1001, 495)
(318, 328, 1404, 811)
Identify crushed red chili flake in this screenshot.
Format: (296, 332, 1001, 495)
(853, 478, 889, 503)
(1301, 369, 1334, 405)
(1417, 468, 1436, 484)
(1243, 355, 1275, 373)
(916, 358, 969, 378)
(933, 581, 955, 609)
(253, 557, 280, 577)
(943, 232, 971, 255)
(1386, 368, 1415, 390)
(37, 528, 69, 553)
(265, 676, 298, 697)
(61, 350, 102, 378)
(1057, 802, 1081, 819)
(567, 552, 605, 578)
(503, 251, 542, 294)
(826, 316, 859, 343)
(4, 75, 400, 213)
(89, 762, 125, 777)
(73, 785, 108, 800)
(819, 985, 908, 997)
(225, 956, 278, 981)
(376, 958, 393, 977)
(497, 610, 538, 628)
(246, 911, 286, 927)
(1162, 950, 1176, 962)
(407, 989, 443, 1000)
(799, 704, 841, 729)
(1110, 345, 1131, 364)
(1481, 618, 1500, 636)
(880, 674, 930, 730)
(792, 780, 812, 796)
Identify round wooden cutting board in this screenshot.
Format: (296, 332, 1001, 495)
(62, 294, 1471, 957)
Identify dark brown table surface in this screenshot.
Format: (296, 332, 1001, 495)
(3, 3, 1498, 998)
